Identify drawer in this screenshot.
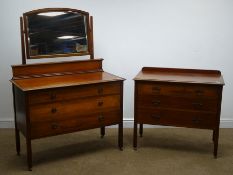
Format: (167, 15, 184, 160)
(137, 82, 219, 99)
(137, 95, 218, 112)
(137, 108, 216, 129)
(30, 110, 121, 139)
(28, 82, 121, 105)
(72, 110, 121, 130)
(29, 95, 120, 122)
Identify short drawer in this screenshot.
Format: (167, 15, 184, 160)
(30, 110, 121, 139)
(29, 95, 120, 122)
(28, 82, 121, 105)
(137, 95, 218, 112)
(137, 82, 219, 99)
(137, 108, 216, 129)
(72, 110, 121, 130)
(30, 118, 84, 139)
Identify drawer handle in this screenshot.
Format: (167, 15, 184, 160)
(50, 94, 56, 100)
(152, 87, 161, 92)
(192, 117, 201, 124)
(152, 100, 160, 106)
(195, 90, 204, 96)
(98, 115, 105, 122)
(192, 102, 203, 108)
(51, 122, 59, 129)
(151, 115, 161, 120)
(98, 101, 104, 106)
(51, 108, 57, 113)
(98, 87, 104, 94)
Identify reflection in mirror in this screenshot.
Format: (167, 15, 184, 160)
(27, 11, 88, 56)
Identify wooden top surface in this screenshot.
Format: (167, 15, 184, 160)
(134, 67, 224, 85)
(11, 71, 124, 91)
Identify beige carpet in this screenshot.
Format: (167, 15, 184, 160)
(0, 128, 232, 175)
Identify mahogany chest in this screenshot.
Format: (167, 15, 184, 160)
(133, 67, 224, 157)
(11, 59, 124, 170)
(12, 8, 126, 170)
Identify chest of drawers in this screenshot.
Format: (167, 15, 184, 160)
(133, 67, 224, 157)
(11, 59, 124, 170)
(28, 83, 121, 139)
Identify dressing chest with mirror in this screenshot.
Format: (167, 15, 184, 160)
(11, 8, 124, 170)
(133, 67, 224, 157)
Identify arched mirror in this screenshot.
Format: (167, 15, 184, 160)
(21, 8, 94, 63)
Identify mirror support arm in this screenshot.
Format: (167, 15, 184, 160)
(90, 16, 94, 59)
(20, 17, 26, 65)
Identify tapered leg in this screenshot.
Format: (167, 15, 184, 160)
(15, 128, 20, 155)
(100, 127, 105, 138)
(13, 85, 20, 155)
(212, 130, 215, 142)
(139, 124, 143, 137)
(133, 122, 137, 150)
(118, 122, 123, 150)
(213, 128, 219, 158)
(26, 138, 32, 171)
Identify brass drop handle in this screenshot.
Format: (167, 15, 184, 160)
(151, 115, 161, 120)
(51, 122, 59, 129)
(98, 101, 104, 106)
(152, 100, 161, 106)
(98, 87, 104, 94)
(98, 115, 105, 122)
(192, 117, 201, 124)
(152, 87, 161, 92)
(192, 102, 203, 108)
(51, 108, 57, 113)
(195, 90, 204, 96)
(50, 93, 56, 100)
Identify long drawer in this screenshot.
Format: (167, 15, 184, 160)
(30, 110, 121, 139)
(137, 95, 218, 112)
(28, 82, 121, 105)
(137, 82, 219, 99)
(29, 95, 120, 122)
(137, 108, 216, 129)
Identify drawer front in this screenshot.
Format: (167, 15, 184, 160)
(31, 110, 121, 139)
(137, 108, 216, 129)
(137, 95, 218, 112)
(137, 82, 218, 99)
(28, 82, 121, 105)
(29, 95, 120, 122)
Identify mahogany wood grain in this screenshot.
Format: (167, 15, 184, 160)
(22, 12, 30, 62)
(137, 82, 219, 99)
(118, 82, 124, 150)
(20, 17, 26, 64)
(28, 82, 120, 105)
(30, 110, 121, 139)
(11, 61, 124, 170)
(11, 72, 122, 91)
(89, 16, 94, 59)
(137, 108, 216, 129)
(12, 85, 21, 155)
(134, 67, 224, 157)
(12, 59, 103, 78)
(13, 86, 27, 137)
(135, 67, 224, 85)
(29, 95, 120, 122)
(137, 95, 218, 112)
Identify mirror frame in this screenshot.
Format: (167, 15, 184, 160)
(21, 8, 94, 63)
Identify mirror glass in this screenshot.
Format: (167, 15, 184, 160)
(26, 11, 88, 57)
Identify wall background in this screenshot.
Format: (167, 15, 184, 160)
(1, 0, 233, 127)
